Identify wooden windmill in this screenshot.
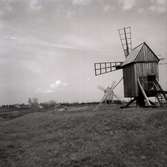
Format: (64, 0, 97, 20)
(98, 81, 120, 104)
(94, 81, 121, 110)
(94, 27, 167, 107)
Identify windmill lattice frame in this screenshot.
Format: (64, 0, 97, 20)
(118, 26, 132, 57)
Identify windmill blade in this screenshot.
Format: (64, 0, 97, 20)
(94, 94, 107, 111)
(97, 85, 105, 92)
(159, 62, 167, 65)
(94, 61, 123, 76)
(113, 92, 119, 99)
(108, 93, 114, 101)
(159, 57, 167, 65)
(158, 55, 166, 61)
(100, 93, 108, 103)
(110, 81, 116, 89)
(159, 57, 166, 61)
(118, 26, 132, 58)
(105, 93, 111, 102)
(113, 77, 123, 90)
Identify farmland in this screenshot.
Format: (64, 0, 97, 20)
(0, 104, 167, 167)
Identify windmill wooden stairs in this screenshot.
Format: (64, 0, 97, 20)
(141, 78, 167, 106)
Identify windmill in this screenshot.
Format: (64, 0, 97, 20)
(94, 26, 167, 107)
(94, 80, 121, 110)
(98, 80, 121, 104)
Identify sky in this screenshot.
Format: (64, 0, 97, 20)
(0, 0, 167, 104)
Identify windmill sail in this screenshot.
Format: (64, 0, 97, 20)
(94, 61, 123, 76)
(118, 26, 132, 58)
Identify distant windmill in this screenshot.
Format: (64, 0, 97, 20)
(98, 82, 116, 103)
(94, 79, 122, 110)
(94, 26, 167, 107)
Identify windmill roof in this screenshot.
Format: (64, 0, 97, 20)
(121, 42, 144, 66)
(122, 42, 160, 66)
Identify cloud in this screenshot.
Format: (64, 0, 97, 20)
(137, 8, 145, 13)
(72, 0, 91, 6)
(155, 0, 166, 5)
(5, 33, 102, 52)
(30, 0, 42, 10)
(59, 34, 101, 51)
(103, 5, 115, 12)
(0, 33, 96, 61)
(149, 0, 167, 13)
(37, 80, 69, 94)
(50, 80, 66, 89)
(119, 0, 136, 10)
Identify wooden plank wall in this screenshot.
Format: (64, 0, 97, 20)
(134, 62, 159, 95)
(136, 44, 159, 62)
(123, 62, 158, 97)
(135, 63, 158, 78)
(123, 64, 137, 97)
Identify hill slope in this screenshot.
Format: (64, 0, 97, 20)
(0, 105, 167, 167)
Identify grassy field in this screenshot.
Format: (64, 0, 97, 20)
(0, 104, 167, 167)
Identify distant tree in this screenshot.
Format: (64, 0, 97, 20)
(28, 97, 40, 110)
(48, 100, 56, 107)
(40, 100, 56, 109)
(28, 98, 32, 105)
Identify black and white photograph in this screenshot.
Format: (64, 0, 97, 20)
(0, 0, 167, 166)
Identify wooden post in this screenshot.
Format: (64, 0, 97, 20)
(137, 79, 151, 106)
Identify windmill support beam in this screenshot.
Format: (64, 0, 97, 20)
(137, 79, 151, 106)
(120, 97, 137, 108)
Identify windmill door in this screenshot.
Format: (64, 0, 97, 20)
(147, 75, 156, 91)
(139, 75, 156, 94)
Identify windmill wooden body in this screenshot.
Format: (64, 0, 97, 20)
(94, 27, 167, 107)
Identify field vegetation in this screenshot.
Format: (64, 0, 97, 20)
(0, 104, 167, 167)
